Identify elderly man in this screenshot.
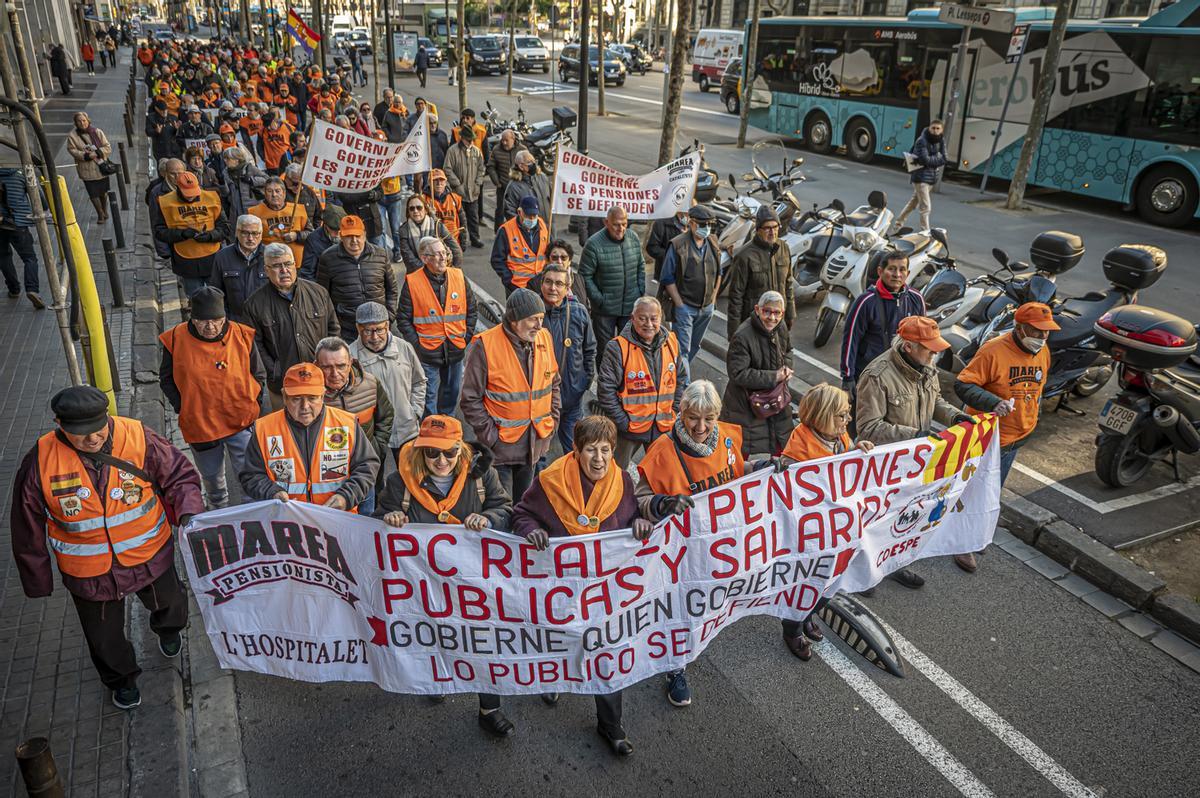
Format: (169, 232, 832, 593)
(153, 171, 230, 298)
(249, 176, 309, 265)
(301, 204, 343, 281)
(491, 195, 548, 295)
(443, 125, 486, 248)
(243, 243, 341, 409)
(207, 214, 265, 323)
(159, 286, 268, 508)
(841, 251, 926, 394)
(397, 236, 478, 416)
(532, 248, 596, 453)
(720, 291, 797, 458)
(502, 150, 551, 226)
(856, 316, 969, 590)
(725, 206, 795, 340)
(317, 214, 398, 340)
(486, 129, 527, 229)
(660, 204, 721, 375)
(372, 86, 395, 128)
(314, 336, 395, 514)
(11, 386, 203, 710)
(578, 206, 646, 357)
(239, 362, 379, 509)
(597, 296, 688, 467)
(348, 302, 427, 462)
(460, 287, 562, 503)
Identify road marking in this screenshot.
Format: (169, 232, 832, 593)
(1012, 462, 1200, 515)
(814, 641, 996, 797)
(510, 76, 732, 118)
(1011, 464, 1108, 514)
(871, 618, 1098, 798)
(708, 306, 843, 379)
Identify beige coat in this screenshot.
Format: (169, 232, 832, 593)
(66, 127, 112, 182)
(855, 338, 960, 445)
(443, 141, 486, 202)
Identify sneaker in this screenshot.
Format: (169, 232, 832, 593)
(6, 289, 19, 298)
(26, 292, 45, 310)
(665, 670, 691, 707)
(158, 631, 182, 658)
(112, 686, 141, 710)
(540, 692, 560, 706)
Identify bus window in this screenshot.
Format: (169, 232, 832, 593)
(805, 32, 845, 96)
(758, 30, 800, 93)
(1129, 36, 1200, 147)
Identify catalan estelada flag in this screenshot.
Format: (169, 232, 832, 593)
(287, 8, 320, 56)
(923, 415, 998, 484)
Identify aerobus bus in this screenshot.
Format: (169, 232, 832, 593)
(743, 1, 1200, 227)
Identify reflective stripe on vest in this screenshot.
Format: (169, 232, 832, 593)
(406, 267, 468, 350)
(254, 406, 359, 508)
(37, 418, 171, 578)
(617, 332, 679, 434)
(499, 216, 548, 289)
(479, 325, 558, 443)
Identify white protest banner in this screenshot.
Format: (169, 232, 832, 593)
(183, 418, 1000, 696)
(301, 111, 430, 192)
(551, 148, 700, 219)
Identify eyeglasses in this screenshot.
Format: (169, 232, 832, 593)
(421, 446, 460, 461)
(547, 253, 570, 262)
(834, 410, 852, 421)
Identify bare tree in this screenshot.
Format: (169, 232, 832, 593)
(596, 0, 606, 116)
(1007, 0, 1070, 209)
(506, 0, 515, 95)
(657, 0, 693, 166)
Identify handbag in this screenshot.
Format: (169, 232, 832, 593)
(86, 128, 119, 175)
(748, 379, 792, 420)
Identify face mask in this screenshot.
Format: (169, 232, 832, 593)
(1021, 335, 1046, 354)
(676, 214, 688, 225)
(521, 217, 538, 230)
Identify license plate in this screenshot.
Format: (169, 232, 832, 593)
(1100, 400, 1138, 435)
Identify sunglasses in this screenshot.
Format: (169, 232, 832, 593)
(421, 446, 460, 461)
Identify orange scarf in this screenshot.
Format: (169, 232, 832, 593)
(539, 452, 624, 536)
(397, 442, 470, 523)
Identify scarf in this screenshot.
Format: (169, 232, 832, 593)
(539, 452, 624, 536)
(673, 419, 718, 458)
(398, 442, 470, 523)
(405, 215, 436, 242)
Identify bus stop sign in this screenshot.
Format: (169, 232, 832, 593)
(938, 4, 1016, 33)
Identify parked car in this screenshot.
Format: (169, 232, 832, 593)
(419, 36, 443, 66)
(511, 35, 550, 73)
(152, 28, 176, 42)
(720, 57, 741, 114)
(465, 34, 507, 75)
(558, 44, 626, 86)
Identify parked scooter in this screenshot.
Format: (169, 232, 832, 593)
(812, 190, 892, 347)
(681, 139, 721, 203)
(787, 199, 847, 303)
(716, 171, 805, 284)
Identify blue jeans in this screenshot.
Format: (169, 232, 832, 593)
(381, 195, 405, 257)
(0, 227, 40, 293)
(999, 442, 1023, 486)
(191, 428, 252, 508)
(358, 488, 376, 515)
(181, 275, 209, 299)
(422, 361, 464, 417)
(673, 302, 714, 377)
(557, 399, 584, 453)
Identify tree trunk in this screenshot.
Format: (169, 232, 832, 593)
(1007, 0, 1070, 209)
(506, 1, 514, 95)
(596, 0, 606, 116)
(736, 0, 760, 148)
(456, 0, 466, 109)
(657, 0, 693, 166)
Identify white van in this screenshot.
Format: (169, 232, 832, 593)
(691, 28, 743, 92)
(330, 14, 356, 37)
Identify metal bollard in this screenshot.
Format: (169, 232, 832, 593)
(114, 160, 129, 211)
(107, 193, 125, 249)
(101, 305, 123, 392)
(123, 111, 132, 147)
(102, 238, 125, 306)
(117, 141, 131, 186)
(15, 737, 65, 798)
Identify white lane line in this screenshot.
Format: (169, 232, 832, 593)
(814, 641, 996, 798)
(872, 618, 1098, 798)
(1011, 463, 1108, 514)
(709, 306, 845, 380)
(510, 76, 732, 119)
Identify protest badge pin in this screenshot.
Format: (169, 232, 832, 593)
(576, 513, 590, 526)
(588, 516, 600, 528)
(118, 469, 135, 481)
(627, 370, 636, 379)
(437, 510, 451, 522)
(564, 337, 572, 348)
(638, 370, 646, 379)
(451, 292, 460, 300)
(76, 487, 91, 500)
(59, 496, 82, 517)
(109, 487, 125, 501)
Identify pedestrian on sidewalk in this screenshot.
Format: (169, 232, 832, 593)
(10, 386, 204, 710)
(415, 45, 429, 88)
(490, 195, 548, 295)
(0, 169, 45, 309)
(659, 204, 721, 377)
(893, 120, 946, 233)
(81, 40, 96, 74)
(65, 112, 113, 225)
(104, 35, 118, 68)
(49, 43, 71, 95)
(159, 286, 269, 508)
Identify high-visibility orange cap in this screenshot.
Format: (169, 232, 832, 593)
(1014, 302, 1060, 331)
(897, 315, 950, 352)
(413, 415, 463, 450)
(175, 170, 200, 199)
(430, 168, 446, 181)
(283, 363, 324, 396)
(339, 215, 365, 236)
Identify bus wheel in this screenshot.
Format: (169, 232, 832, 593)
(805, 113, 833, 155)
(699, 74, 711, 92)
(846, 119, 876, 163)
(1137, 165, 1198, 228)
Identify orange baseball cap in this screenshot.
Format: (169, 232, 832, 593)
(282, 362, 324, 396)
(1014, 302, 1061, 331)
(219, 122, 235, 134)
(339, 215, 366, 236)
(175, 170, 201, 199)
(897, 315, 950, 352)
(430, 168, 447, 181)
(413, 415, 463, 449)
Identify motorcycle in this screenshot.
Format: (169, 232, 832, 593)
(681, 139, 720, 203)
(812, 190, 892, 347)
(786, 199, 847, 303)
(715, 162, 806, 284)
(525, 105, 577, 172)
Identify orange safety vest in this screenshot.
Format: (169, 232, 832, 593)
(430, 191, 463, 239)
(37, 418, 171, 578)
(138, 47, 154, 65)
(381, 176, 403, 196)
(274, 94, 299, 127)
(239, 114, 264, 139)
(255, 406, 359, 508)
(782, 423, 852, 463)
(637, 422, 745, 495)
(158, 321, 261, 444)
(249, 201, 307, 264)
(406, 267, 468, 351)
(260, 121, 294, 169)
(451, 122, 488, 153)
(499, 216, 548, 289)
(616, 332, 679, 434)
(157, 189, 223, 260)
(162, 92, 181, 116)
(315, 93, 338, 116)
(479, 325, 557, 444)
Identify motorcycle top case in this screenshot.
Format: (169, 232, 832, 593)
(1102, 244, 1167, 291)
(1094, 305, 1197, 371)
(1029, 231, 1085, 274)
(552, 106, 577, 130)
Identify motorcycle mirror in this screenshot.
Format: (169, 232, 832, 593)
(742, 172, 756, 181)
(793, 157, 804, 167)
(728, 174, 737, 189)
(930, 227, 948, 247)
(867, 190, 887, 209)
(991, 247, 1009, 267)
(830, 198, 845, 212)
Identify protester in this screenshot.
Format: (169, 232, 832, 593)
(260, 114, 295, 175)
(659, 205, 721, 374)
(316, 214, 398, 340)
(646, 207, 689, 281)
(377, 415, 513, 734)
(146, 100, 181, 160)
(176, 105, 214, 154)
(249, 176, 308, 265)
(300, 204, 343, 281)
(373, 88, 395, 127)
(379, 172, 406, 261)
(66, 112, 114, 224)
(153, 171, 230, 298)
(427, 168, 466, 249)
(207, 214, 265, 323)
(597, 296, 686, 467)
(239, 362, 379, 508)
(491, 196, 548, 295)
(159, 286, 267, 508)
(243, 243, 341, 409)
(511, 415, 652, 756)
(381, 94, 409, 142)
(460, 288, 562, 502)
(841, 252, 925, 393)
(725, 206, 795, 340)
(185, 144, 220, 188)
(11, 385, 203, 709)
(0, 169, 45, 309)
(396, 193, 463, 273)
(721, 290, 797, 457)
(283, 162, 323, 223)
(397, 237, 477, 416)
(349, 302, 428, 463)
(443, 126, 486, 248)
(893, 120, 946, 233)
(486, 130, 527, 229)
(221, 145, 267, 220)
(451, 109, 488, 158)
(578, 206, 646, 356)
(502, 151, 551, 226)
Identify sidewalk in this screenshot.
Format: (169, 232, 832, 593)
(0, 52, 141, 797)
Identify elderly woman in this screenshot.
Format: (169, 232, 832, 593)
(184, 145, 220, 189)
(65, 112, 113, 223)
(396, 194, 463, 273)
(778, 382, 875, 659)
(376, 415, 514, 737)
(511, 415, 653, 757)
(721, 290, 798, 457)
(221, 145, 267, 220)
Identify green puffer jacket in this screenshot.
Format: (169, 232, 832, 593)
(578, 227, 646, 318)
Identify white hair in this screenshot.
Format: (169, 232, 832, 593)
(418, 235, 444, 256)
(236, 214, 262, 230)
(632, 296, 661, 315)
(262, 242, 293, 262)
(284, 163, 304, 180)
(680, 380, 722, 416)
(757, 290, 785, 307)
(222, 145, 249, 165)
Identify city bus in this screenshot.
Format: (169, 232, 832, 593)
(743, 1, 1200, 227)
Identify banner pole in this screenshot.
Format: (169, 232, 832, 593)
(287, 119, 318, 228)
(548, 139, 562, 237)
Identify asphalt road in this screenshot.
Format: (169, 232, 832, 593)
(230, 65, 1200, 797)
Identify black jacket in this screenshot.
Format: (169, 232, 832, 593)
(721, 315, 797, 457)
(376, 446, 511, 530)
(145, 111, 180, 160)
(331, 187, 384, 239)
(208, 243, 267, 323)
(242, 279, 341, 391)
(646, 216, 687, 278)
(150, 191, 231, 279)
(316, 242, 399, 340)
(300, 226, 336, 281)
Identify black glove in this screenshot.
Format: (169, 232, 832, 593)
(658, 494, 694, 517)
(179, 227, 197, 239)
(951, 412, 974, 426)
(178, 513, 195, 527)
(194, 229, 218, 242)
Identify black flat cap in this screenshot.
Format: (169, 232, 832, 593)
(688, 205, 714, 221)
(51, 386, 109, 435)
